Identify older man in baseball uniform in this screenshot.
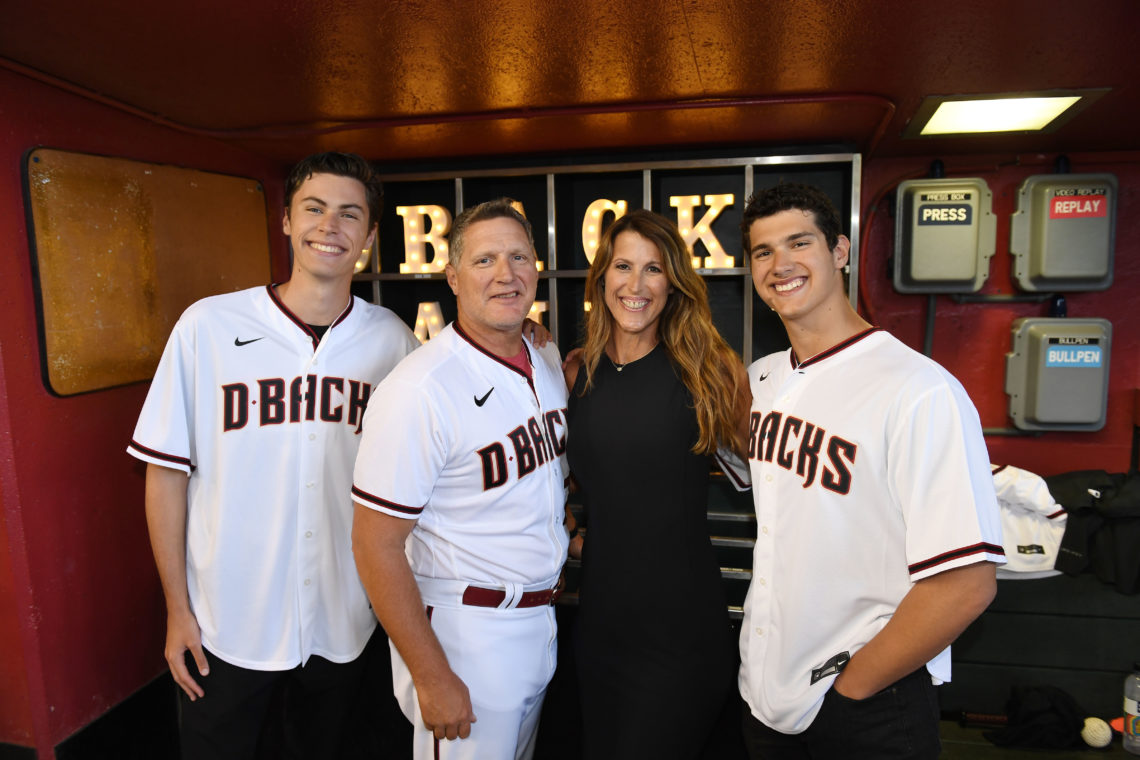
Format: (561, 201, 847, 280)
(129, 152, 420, 759)
(737, 183, 1005, 759)
(352, 197, 569, 760)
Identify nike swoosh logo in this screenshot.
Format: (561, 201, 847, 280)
(474, 387, 494, 407)
(758, 372, 771, 382)
(234, 337, 264, 347)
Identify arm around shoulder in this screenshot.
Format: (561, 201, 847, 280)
(562, 348, 583, 393)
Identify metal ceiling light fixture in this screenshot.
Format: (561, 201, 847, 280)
(904, 89, 1109, 137)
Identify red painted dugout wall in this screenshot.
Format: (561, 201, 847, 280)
(0, 64, 1137, 758)
(0, 67, 289, 756)
(861, 154, 1139, 475)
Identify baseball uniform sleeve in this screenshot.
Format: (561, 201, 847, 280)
(127, 316, 197, 473)
(352, 373, 449, 519)
(714, 447, 751, 491)
(400, 323, 423, 356)
(532, 338, 562, 372)
(888, 379, 1005, 581)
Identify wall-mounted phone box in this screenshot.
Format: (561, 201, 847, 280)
(894, 178, 996, 293)
(1010, 173, 1117, 292)
(1005, 317, 1112, 431)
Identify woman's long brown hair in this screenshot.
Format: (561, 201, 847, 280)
(579, 209, 745, 455)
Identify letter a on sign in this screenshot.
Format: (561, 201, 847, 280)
(413, 301, 444, 343)
(398, 205, 452, 273)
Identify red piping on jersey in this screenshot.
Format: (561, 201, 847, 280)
(266, 284, 354, 350)
(454, 322, 533, 379)
(351, 485, 423, 516)
(128, 440, 193, 470)
(331, 300, 354, 328)
(789, 327, 884, 370)
(909, 542, 1005, 575)
(991, 464, 1008, 475)
(454, 322, 539, 399)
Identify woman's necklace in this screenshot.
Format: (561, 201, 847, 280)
(608, 342, 657, 372)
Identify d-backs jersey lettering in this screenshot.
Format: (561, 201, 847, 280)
(739, 327, 1004, 734)
(128, 285, 419, 669)
(352, 322, 569, 590)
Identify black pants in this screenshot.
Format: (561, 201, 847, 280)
(177, 634, 375, 760)
(741, 668, 941, 760)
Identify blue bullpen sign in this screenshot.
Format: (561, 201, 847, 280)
(1045, 337, 1102, 368)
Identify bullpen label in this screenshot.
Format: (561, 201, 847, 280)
(1045, 337, 1102, 367)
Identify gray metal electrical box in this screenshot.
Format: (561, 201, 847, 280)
(894, 178, 996, 293)
(1005, 317, 1111, 431)
(1010, 173, 1116, 292)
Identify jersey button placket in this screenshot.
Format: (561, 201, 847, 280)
(781, 368, 809, 407)
(537, 385, 562, 566)
(298, 417, 322, 661)
(753, 476, 775, 654)
(292, 338, 325, 663)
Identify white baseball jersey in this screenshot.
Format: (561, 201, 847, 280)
(352, 321, 569, 589)
(128, 284, 419, 670)
(739, 327, 1005, 734)
(991, 463, 1066, 579)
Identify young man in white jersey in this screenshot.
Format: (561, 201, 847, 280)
(129, 152, 420, 758)
(737, 183, 1005, 759)
(352, 198, 569, 760)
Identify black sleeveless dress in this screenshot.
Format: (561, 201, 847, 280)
(567, 344, 736, 759)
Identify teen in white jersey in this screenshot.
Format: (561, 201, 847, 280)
(352, 198, 569, 760)
(737, 184, 1005, 759)
(128, 153, 420, 759)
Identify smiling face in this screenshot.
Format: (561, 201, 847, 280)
(747, 208, 850, 326)
(445, 216, 538, 352)
(282, 172, 375, 286)
(603, 230, 673, 342)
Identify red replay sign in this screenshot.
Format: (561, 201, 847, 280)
(1050, 194, 1107, 219)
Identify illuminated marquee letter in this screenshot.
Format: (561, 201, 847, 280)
(528, 301, 548, 325)
(413, 301, 444, 343)
(510, 202, 543, 271)
(582, 199, 628, 263)
(670, 194, 735, 268)
(398, 205, 452, 274)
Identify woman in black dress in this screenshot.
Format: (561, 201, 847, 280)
(565, 209, 749, 759)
